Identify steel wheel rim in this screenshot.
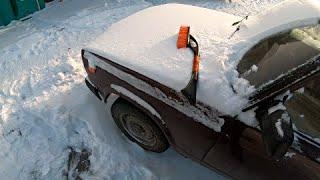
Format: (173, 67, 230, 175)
(121, 114, 156, 146)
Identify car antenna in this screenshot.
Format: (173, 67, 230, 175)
(229, 15, 249, 39)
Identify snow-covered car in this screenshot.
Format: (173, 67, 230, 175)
(82, 0, 320, 179)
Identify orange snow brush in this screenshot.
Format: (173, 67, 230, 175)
(177, 26, 190, 49)
(176, 25, 200, 105)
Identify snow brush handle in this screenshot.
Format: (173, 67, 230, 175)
(192, 55, 200, 79)
(177, 25, 200, 105)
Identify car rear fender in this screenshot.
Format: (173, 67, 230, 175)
(110, 84, 163, 124)
(106, 91, 173, 145)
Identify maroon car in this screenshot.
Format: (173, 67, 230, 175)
(81, 1, 320, 179)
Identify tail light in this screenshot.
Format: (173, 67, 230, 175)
(83, 51, 97, 74)
(87, 66, 96, 74)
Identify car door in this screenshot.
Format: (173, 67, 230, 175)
(203, 24, 320, 179)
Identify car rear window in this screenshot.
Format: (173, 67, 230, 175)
(237, 25, 320, 87)
(285, 74, 320, 139)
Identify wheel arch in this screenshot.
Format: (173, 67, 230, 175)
(106, 89, 173, 145)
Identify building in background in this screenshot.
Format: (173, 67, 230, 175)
(0, 0, 45, 26)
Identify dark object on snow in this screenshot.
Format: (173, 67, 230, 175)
(66, 147, 91, 180)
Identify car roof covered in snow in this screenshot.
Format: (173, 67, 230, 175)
(238, 0, 320, 40)
(85, 0, 320, 121)
(85, 3, 240, 90)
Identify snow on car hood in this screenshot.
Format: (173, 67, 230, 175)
(85, 3, 240, 90)
(85, 0, 320, 124)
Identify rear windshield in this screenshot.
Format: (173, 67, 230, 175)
(237, 25, 320, 87)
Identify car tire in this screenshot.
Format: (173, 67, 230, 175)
(111, 99, 169, 153)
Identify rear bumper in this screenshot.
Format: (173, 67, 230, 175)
(85, 78, 102, 100)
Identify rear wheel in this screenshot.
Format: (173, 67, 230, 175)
(111, 99, 169, 153)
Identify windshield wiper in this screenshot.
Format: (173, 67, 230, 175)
(229, 15, 249, 39)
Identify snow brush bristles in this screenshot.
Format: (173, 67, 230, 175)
(177, 26, 190, 49)
(176, 25, 200, 105)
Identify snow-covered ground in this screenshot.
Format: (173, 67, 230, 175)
(0, 0, 282, 179)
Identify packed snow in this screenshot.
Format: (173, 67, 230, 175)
(0, 0, 300, 179)
(110, 84, 162, 120)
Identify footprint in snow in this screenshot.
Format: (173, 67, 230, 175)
(64, 147, 91, 180)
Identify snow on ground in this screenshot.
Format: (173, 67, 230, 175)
(0, 0, 282, 179)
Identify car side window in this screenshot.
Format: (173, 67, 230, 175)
(284, 75, 320, 139)
(238, 25, 320, 87)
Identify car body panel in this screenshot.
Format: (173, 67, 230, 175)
(82, 49, 320, 179)
(82, 50, 221, 160)
(84, 50, 225, 132)
(204, 128, 320, 180)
